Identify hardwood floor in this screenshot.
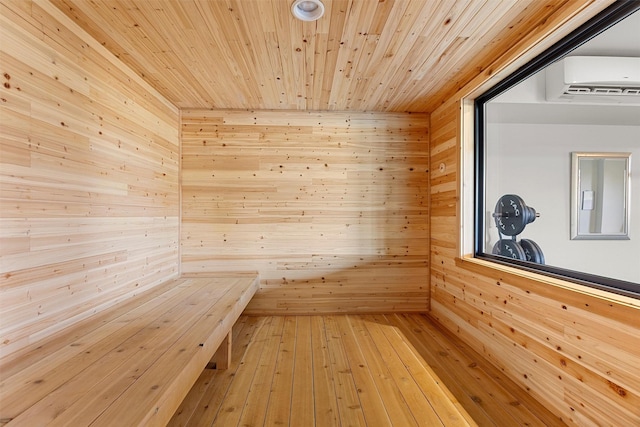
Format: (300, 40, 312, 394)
(169, 314, 565, 426)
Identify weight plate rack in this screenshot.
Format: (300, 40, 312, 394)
(491, 194, 545, 264)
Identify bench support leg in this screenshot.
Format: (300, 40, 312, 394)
(209, 328, 232, 370)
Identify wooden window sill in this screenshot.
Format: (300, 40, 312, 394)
(455, 255, 640, 310)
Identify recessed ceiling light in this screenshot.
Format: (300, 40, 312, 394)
(291, 0, 325, 21)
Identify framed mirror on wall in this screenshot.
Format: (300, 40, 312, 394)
(474, 2, 640, 296)
(571, 152, 631, 240)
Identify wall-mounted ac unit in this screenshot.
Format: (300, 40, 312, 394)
(546, 56, 640, 104)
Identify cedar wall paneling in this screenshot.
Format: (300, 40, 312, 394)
(429, 4, 640, 427)
(48, 0, 545, 112)
(0, 0, 180, 359)
(181, 110, 429, 314)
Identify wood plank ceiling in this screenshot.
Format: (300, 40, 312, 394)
(51, 0, 554, 112)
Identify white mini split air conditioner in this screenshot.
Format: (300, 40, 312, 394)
(545, 56, 640, 104)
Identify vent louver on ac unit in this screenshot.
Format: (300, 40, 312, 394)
(546, 56, 640, 104)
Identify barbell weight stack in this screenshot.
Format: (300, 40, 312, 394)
(492, 194, 540, 237)
(491, 239, 526, 260)
(519, 239, 545, 264)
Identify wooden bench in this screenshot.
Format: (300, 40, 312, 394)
(0, 275, 259, 426)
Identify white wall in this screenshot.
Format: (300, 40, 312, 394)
(485, 122, 640, 284)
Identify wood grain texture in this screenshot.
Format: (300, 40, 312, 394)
(49, 0, 546, 112)
(181, 110, 429, 314)
(0, 0, 180, 359)
(428, 1, 640, 425)
(170, 314, 565, 426)
(3, 1, 637, 425)
(0, 276, 258, 426)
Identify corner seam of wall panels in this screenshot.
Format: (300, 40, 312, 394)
(178, 108, 183, 277)
(427, 110, 433, 314)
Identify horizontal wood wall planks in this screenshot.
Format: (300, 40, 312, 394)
(181, 110, 429, 314)
(0, 0, 180, 359)
(428, 0, 640, 425)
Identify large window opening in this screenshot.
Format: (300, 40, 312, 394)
(474, 2, 640, 297)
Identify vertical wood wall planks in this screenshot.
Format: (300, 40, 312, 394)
(181, 110, 429, 314)
(0, 0, 180, 359)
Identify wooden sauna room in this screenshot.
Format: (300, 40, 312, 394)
(1, 0, 639, 425)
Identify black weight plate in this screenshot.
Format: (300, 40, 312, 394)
(492, 239, 526, 260)
(520, 239, 545, 264)
(493, 194, 528, 236)
(522, 206, 538, 227)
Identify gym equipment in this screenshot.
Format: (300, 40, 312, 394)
(492, 194, 539, 236)
(520, 239, 545, 264)
(492, 239, 526, 260)
(491, 194, 545, 264)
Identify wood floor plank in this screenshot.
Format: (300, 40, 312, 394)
(323, 315, 368, 426)
(290, 316, 315, 426)
(170, 361, 216, 425)
(235, 315, 286, 427)
(404, 313, 557, 426)
(346, 315, 419, 427)
(173, 314, 565, 426)
(263, 316, 297, 426)
(332, 315, 394, 426)
(210, 316, 275, 427)
(387, 313, 506, 425)
(359, 315, 446, 427)
(309, 315, 340, 426)
(393, 313, 565, 427)
(372, 314, 475, 426)
(182, 316, 266, 427)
